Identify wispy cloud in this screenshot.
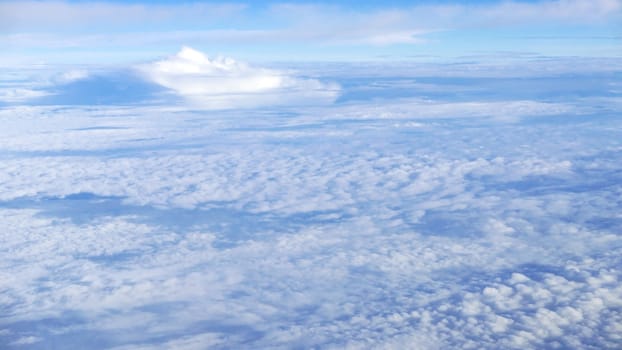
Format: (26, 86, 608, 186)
(2, 0, 620, 55)
(0, 88, 50, 102)
(473, 0, 622, 24)
(0, 1, 246, 32)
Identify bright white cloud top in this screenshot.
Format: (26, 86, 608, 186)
(138, 47, 339, 109)
(0, 0, 621, 349)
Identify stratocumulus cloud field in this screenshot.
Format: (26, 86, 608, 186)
(0, 46, 621, 349)
(2, 0, 622, 347)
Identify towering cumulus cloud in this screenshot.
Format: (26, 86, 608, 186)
(138, 47, 340, 109)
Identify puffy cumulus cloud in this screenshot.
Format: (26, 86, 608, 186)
(412, 259, 622, 349)
(1, 196, 620, 348)
(0, 49, 339, 108)
(138, 47, 340, 109)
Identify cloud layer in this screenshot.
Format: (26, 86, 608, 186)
(0, 61, 621, 348)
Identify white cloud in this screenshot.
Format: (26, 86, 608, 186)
(0, 67, 90, 103)
(0, 87, 49, 102)
(267, 0, 622, 46)
(3, 1, 620, 34)
(2, 0, 620, 53)
(474, 0, 622, 24)
(52, 69, 89, 84)
(309, 99, 579, 124)
(9, 335, 41, 346)
(0, 1, 246, 32)
(137, 47, 340, 109)
(0, 60, 621, 348)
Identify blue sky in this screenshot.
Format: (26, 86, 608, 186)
(1, 0, 621, 64)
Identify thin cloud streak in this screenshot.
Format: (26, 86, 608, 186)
(0, 1, 247, 31)
(1, 0, 620, 52)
